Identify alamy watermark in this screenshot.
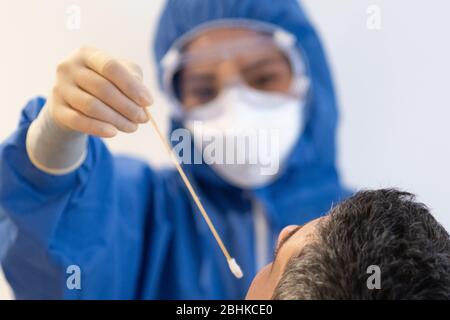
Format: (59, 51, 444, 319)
(66, 5, 81, 31)
(170, 122, 282, 176)
(366, 265, 381, 289)
(66, 265, 81, 290)
(366, 5, 382, 31)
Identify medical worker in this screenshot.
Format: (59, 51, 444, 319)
(0, 0, 350, 299)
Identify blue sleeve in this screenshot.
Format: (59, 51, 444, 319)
(0, 97, 154, 299)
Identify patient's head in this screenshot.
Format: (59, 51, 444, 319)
(246, 189, 450, 299)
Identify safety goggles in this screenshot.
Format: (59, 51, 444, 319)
(161, 21, 310, 119)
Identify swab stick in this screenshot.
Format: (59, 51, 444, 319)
(144, 108, 243, 279)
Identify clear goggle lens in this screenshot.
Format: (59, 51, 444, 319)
(163, 30, 309, 116)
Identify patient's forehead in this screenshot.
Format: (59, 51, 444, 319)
(291, 216, 326, 245)
(275, 216, 328, 274)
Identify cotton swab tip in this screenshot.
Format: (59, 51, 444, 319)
(228, 258, 243, 279)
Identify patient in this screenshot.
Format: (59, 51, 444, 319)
(246, 189, 450, 299)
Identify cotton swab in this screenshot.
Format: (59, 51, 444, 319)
(144, 107, 243, 279)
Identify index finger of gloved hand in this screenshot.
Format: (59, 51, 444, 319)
(119, 59, 144, 82)
(117, 60, 154, 108)
(84, 50, 152, 107)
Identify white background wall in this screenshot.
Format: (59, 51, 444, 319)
(1, 0, 449, 299)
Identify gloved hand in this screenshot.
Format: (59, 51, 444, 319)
(46, 46, 153, 137)
(26, 46, 153, 175)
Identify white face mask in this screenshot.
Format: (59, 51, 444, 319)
(184, 85, 304, 189)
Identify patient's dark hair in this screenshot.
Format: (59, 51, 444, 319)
(273, 189, 450, 299)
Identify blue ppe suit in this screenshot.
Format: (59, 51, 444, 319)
(0, 0, 350, 299)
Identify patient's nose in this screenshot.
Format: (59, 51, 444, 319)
(277, 225, 300, 247)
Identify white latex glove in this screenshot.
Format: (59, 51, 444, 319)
(47, 46, 152, 136)
(26, 46, 153, 175)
